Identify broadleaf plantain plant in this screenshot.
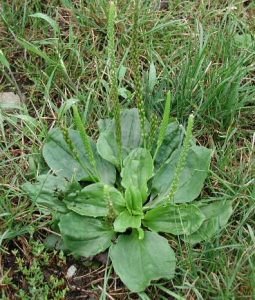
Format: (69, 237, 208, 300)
(23, 1, 233, 294)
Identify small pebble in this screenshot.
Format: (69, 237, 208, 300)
(0, 92, 21, 110)
(66, 265, 77, 279)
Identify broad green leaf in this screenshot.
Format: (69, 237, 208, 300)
(22, 174, 68, 213)
(154, 122, 183, 169)
(121, 148, 153, 202)
(97, 108, 142, 167)
(59, 212, 115, 257)
(186, 200, 233, 244)
(43, 128, 90, 180)
(151, 145, 212, 206)
(98, 118, 111, 132)
(43, 128, 116, 184)
(109, 230, 176, 292)
(97, 120, 119, 166)
(97, 152, 116, 185)
(114, 210, 142, 233)
(143, 204, 205, 235)
(124, 187, 143, 216)
(65, 183, 126, 217)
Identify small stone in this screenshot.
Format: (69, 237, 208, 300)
(66, 265, 77, 279)
(0, 92, 21, 110)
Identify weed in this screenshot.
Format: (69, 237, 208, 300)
(0, 0, 254, 298)
(1, 240, 68, 299)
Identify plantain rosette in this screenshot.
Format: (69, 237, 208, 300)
(23, 108, 232, 293)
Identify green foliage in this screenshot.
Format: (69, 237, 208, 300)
(121, 148, 153, 204)
(72, 105, 98, 178)
(148, 112, 158, 149)
(29, 13, 59, 35)
(59, 212, 115, 257)
(97, 108, 143, 168)
(22, 174, 68, 213)
(168, 114, 194, 202)
(151, 145, 212, 206)
(109, 230, 176, 292)
(1, 1, 253, 298)
(3, 241, 68, 300)
(153, 121, 183, 168)
(65, 182, 126, 217)
(143, 204, 205, 235)
(114, 210, 142, 233)
(185, 200, 233, 244)
(0, 49, 10, 68)
(23, 106, 233, 293)
(42, 128, 116, 184)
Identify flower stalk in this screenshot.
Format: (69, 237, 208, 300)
(168, 114, 194, 202)
(153, 90, 171, 160)
(72, 105, 99, 180)
(61, 124, 98, 181)
(131, 0, 147, 147)
(108, 1, 122, 167)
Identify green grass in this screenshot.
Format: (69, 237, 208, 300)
(0, 0, 254, 299)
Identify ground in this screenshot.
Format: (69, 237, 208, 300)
(0, 0, 255, 299)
